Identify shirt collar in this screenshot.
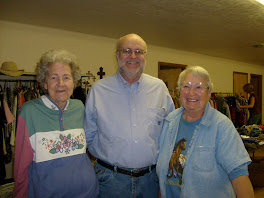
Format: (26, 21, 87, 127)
(166, 102, 212, 127)
(41, 95, 69, 110)
(116, 70, 143, 89)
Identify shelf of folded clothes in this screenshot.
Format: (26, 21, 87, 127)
(237, 124, 264, 162)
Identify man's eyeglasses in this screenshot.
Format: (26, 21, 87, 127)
(181, 82, 209, 94)
(117, 48, 146, 56)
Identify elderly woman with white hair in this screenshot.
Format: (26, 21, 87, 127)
(13, 49, 98, 198)
(156, 66, 254, 198)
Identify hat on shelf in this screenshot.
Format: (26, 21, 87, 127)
(0, 61, 24, 77)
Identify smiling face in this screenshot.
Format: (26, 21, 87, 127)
(116, 34, 147, 84)
(44, 62, 74, 109)
(180, 73, 211, 119)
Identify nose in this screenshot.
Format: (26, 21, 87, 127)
(58, 78, 65, 86)
(189, 87, 196, 95)
(130, 51, 137, 58)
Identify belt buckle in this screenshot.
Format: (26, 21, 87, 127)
(133, 168, 142, 173)
(130, 168, 141, 177)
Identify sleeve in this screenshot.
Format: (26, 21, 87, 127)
(84, 88, 98, 147)
(228, 163, 249, 180)
(13, 114, 34, 198)
(216, 118, 251, 174)
(163, 83, 175, 116)
(167, 94, 175, 115)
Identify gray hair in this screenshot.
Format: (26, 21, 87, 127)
(177, 66, 213, 92)
(35, 49, 81, 93)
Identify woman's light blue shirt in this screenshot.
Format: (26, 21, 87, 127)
(157, 102, 251, 198)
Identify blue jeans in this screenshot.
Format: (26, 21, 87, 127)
(95, 162, 159, 198)
(248, 114, 261, 125)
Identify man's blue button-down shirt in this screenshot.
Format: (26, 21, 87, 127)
(84, 71, 175, 168)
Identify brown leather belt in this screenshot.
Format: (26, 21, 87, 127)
(97, 159, 156, 177)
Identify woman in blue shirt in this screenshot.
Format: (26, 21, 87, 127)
(156, 66, 254, 198)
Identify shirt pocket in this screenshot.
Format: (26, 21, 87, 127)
(147, 107, 165, 137)
(192, 146, 215, 172)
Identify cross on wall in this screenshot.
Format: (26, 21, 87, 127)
(97, 67, 106, 79)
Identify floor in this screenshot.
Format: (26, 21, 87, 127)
(248, 146, 264, 198)
(254, 186, 264, 198)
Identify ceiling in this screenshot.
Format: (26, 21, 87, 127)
(1, 0, 264, 66)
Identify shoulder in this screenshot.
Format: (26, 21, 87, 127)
(69, 98, 84, 108)
(250, 93, 256, 98)
(142, 73, 165, 85)
(20, 98, 42, 110)
(68, 99, 85, 116)
(91, 74, 116, 88)
(165, 107, 184, 122)
(208, 105, 233, 124)
(141, 74, 168, 90)
(19, 98, 43, 117)
(205, 107, 237, 139)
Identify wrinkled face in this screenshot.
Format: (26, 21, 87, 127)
(44, 62, 74, 109)
(116, 35, 147, 79)
(180, 73, 211, 115)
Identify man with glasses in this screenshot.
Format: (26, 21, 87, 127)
(84, 33, 175, 197)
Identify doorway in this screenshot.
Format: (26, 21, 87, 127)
(233, 72, 263, 125)
(158, 62, 186, 96)
(233, 72, 248, 99)
(158, 62, 187, 109)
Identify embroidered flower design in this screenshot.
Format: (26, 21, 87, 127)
(41, 133, 85, 154)
(51, 104, 57, 110)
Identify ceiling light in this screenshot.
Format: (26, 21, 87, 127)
(252, 43, 264, 48)
(256, 0, 264, 5)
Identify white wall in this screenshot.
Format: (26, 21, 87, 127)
(1, 20, 264, 121)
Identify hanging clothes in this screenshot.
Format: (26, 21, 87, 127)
(0, 87, 7, 182)
(0, 79, 39, 181)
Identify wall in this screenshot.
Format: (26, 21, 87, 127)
(1, 20, 264, 121)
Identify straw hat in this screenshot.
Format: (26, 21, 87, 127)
(0, 61, 24, 77)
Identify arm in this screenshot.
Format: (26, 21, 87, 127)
(215, 118, 254, 197)
(84, 88, 98, 147)
(13, 115, 33, 198)
(240, 96, 255, 109)
(231, 175, 255, 198)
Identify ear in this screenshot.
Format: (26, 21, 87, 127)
(115, 51, 119, 60)
(44, 82, 48, 90)
(208, 90, 212, 97)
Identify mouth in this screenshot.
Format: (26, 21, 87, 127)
(56, 90, 66, 93)
(187, 99, 198, 102)
(126, 60, 140, 65)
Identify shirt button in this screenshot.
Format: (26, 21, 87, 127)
(135, 140, 138, 143)
(62, 125, 65, 128)
(61, 117, 64, 120)
(132, 108, 135, 111)
(62, 110, 65, 113)
(133, 124, 136, 127)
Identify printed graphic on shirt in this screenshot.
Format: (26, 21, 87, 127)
(40, 133, 85, 154)
(167, 138, 187, 185)
(30, 128, 87, 163)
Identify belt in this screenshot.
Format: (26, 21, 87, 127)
(97, 159, 156, 177)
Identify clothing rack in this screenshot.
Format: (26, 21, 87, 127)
(0, 80, 36, 82)
(211, 92, 242, 97)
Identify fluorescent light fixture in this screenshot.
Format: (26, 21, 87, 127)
(256, 0, 264, 5)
